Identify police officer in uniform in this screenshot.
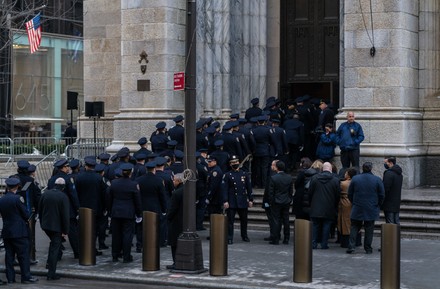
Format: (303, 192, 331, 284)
(196, 119, 209, 151)
(245, 97, 262, 121)
(47, 159, 80, 259)
(0, 177, 38, 284)
(222, 156, 253, 244)
(169, 150, 185, 175)
(150, 121, 169, 154)
(74, 158, 107, 254)
(251, 115, 276, 188)
(107, 163, 142, 263)
(131, 153, 147, 180)
(134, 137, 152, 159)
(15, 160, 41, 265)
(136, 161, 167, 249)
(168, 115, 185, 151)
(210, 140, 230, 173)
(222, 121, 243, 160)
(205, 155, 224, 215)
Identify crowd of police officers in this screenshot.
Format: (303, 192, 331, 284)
(0, 95, 336, 280)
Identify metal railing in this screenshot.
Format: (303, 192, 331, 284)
(65, 138, 113, 160)
(0, 138, 13, 167)
(35, 150, 59, 190)
(13, 137, 60, 159)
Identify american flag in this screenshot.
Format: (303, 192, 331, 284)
(25, 13, 42, 54)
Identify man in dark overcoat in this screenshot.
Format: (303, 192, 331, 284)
(382, 156, 403, 224)
(38, 177, 70, 280)
(347, 162, 384, 254)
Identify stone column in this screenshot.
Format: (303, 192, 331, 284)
(110, 1, 186, 150)
(82, 0, 121, 140)
(340, 0, 423, 188)
(420, 0, 440, 185)
(266, 0, 279, 100)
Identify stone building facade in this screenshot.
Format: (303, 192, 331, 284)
(82, 0, 440, 188)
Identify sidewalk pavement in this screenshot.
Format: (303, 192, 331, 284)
(0, 224, 438, 289)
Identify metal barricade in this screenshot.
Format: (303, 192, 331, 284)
(35, 150, 59, 190)
(0, 138, 14, 167)
(65, 138, 112, 159)
(13, 137, 59, 160)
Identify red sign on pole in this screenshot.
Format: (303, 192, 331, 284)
(174, 72, 185, 91)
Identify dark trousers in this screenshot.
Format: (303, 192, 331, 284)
(384, 212, 400, 224)
(44, 230, 63, 278)
(254, 156, 270, 188)
(68, 218, 79, 257)
(311, 217, 333, 249)
(264, 207, 274, 239)
(348, 219, 375, 252)
(160, 213, 168, 246)
(340, 149, 360, 170)
(4, 237, 31, 282)
(287, 144, 300, 172)
(112, 218, 134, 261)
(227, 208, 248, 241)
(196, 196, 207, 230)
(28, 217, 37, 261)
(97, 215, 108, 247)
(271, 203, 290, 242)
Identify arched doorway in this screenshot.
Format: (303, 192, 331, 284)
(280, 0, 340, 107)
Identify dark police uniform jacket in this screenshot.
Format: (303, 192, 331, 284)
(17, 173, 41, 214)
(0, 191, 30, 239)
(206, 165, 224, 205)
(251, 125, 276, 157)
(107, 177, 142, 219)
(168, 124, 185, 151)
(150, 131, 169, 154)
(136, 172, 167, 214)
(75, 170, 107, 215)
(222, 169, 253, 209)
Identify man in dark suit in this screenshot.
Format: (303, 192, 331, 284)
(268, 160, 293, 245)
(166, 173, 185, 270)
(0, 177, 38, 284)
(38, 178, 70, 280)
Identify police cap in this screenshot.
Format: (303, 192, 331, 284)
(98, 153, 111, 161)
(5, 177, 20, 187)
(173, 115, 184, 123)
(120, 163, 133, 171)
(174, 150, 184, 159)
(69, 159, 80, 168)
(137, 137, 147, 145)
(54, 159, 69, 168)
(154, 157, 167, 166)
(95, 163, 106, 173)
(156, 121, 166, 129)
(145, 161, 157, 168)
(251, 97, 259, 105)
(214, 139, 224, 147)
(17, 160, 31, 169)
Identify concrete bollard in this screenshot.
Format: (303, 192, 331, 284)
(209, 214, 228, 276)
(381, 223, 400, 289)
(79, 207, 96, 265)
(142, 211, 159, 271)
(293, 219, 312, 283)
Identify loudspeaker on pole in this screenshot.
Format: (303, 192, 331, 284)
(67, 91, 78, 110)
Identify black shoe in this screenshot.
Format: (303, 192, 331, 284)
(73, 254, 79, 259)
(269, 240, 279, 245)
(365, 250, 373, 254)
(96, 250, 103, 256)
(47, 275, 61, 281)
(123, 255, 133, 263)
(112, 257, 119, 262)
(378, 248, 381, 252)
(12, 260, 19, 266)
(30, 260, 38, 265)
(166, 263, 176, 269)
(99, 244, 109, 250)
(346, 248, 355, 254)
(264, 237, 273, 241)
(45, 263, 49, 269)
(197, 227, 206, 231)
(7, 280, 15, 284)
(242, 237, 250, 242)
(228, 240, 233, 245)
(282, 240, 289, 245)
(206, 236, 210, 240)
(135, 248, 142, 253)
(22, 277, 38, 284)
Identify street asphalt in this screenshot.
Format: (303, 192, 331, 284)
(0, 222, 438, 289)
(1, 165, 439, 288)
